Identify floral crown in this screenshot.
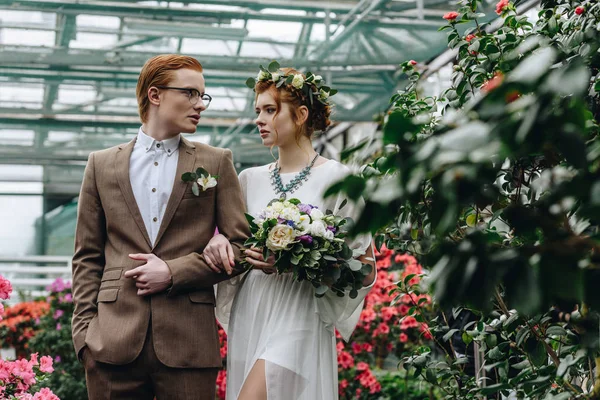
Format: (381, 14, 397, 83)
(245, 61, 338, 107)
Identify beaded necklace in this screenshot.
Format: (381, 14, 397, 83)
(270, 153, 320, 200)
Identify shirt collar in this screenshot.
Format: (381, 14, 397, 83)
(137, 127, 181, 156)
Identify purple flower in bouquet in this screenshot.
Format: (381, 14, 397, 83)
(327, 226, 337, 233)
(298, 235, 314, 245)
(298, 203, 314, 214)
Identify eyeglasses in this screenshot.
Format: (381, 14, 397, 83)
(155, 86, 212, 108)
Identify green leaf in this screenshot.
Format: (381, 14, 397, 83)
(383, 112, 417, 144)
(268, 61, 280, 73)
(443, 328, 460, 342)
(245, 77, 256, 89)
(181, 172, 194, 181)
(196, 167, 209, 177)
(546, 326, 567, 336)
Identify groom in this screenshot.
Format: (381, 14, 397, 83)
(71, 54, 249, 399)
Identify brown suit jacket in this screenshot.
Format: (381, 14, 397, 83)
(71, 136, 249, 368)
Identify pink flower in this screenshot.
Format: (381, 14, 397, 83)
(56, 323, 62, 331)
(54, 356, 61, 363)
(575, 6, 584, 14)
(39, 356, 54, 373)
(53, 309, 64, 319)
(409, 60, 417, 66)
(351, 342, 362, 354)
(370, 382, 382, 394)
(32, 388, 60, 400)
(339, 379, 349, 390)
(0, 276, 13, 300)
(496, 0, 510, 14)
(63, 293, 73, 303)
(338, 351, 354, 369)
(381, 306, 398, 322)
(465, 34, 476, 42)
(362, 343, 373, 352)
(356, 362, 370, 371)
(12, 359, 36, 385)
(443, 11, 459, 21)
(0, 303, 3, 321)
(400, 333, 409, 343)
(30, 353, 39, 366)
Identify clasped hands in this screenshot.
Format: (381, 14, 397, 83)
(204, 234, 276, 275)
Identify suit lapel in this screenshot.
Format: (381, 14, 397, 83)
(115, 139, 153, 249)
(152, 137, 197, 250)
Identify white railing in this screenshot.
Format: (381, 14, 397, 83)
(0, 256, 71, 301)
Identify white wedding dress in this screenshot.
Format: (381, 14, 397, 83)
(216, 159, 375, 400)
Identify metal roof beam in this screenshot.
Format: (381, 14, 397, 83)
(0, 0, 445, 29)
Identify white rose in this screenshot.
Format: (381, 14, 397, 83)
(257, 70, 269, 81)
(309, 221, 327, 237)
(266, 225, 295, 251)
(272, 72, 281, 82)
(310, 208, 324, 220)
(323, 230, 334, 241)
(314, 75, 323, 82)
(291, 74, 304, 89)
(319, 89, 329, 100)
(296, 215, 311, 234)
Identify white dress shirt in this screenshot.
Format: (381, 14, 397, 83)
(129, 127, 180, 246)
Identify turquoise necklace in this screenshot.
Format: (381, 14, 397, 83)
(270, 153, 320, 200)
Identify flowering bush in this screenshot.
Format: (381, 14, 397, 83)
(337, 246, 434, 399)
(215, 325, 227, 400)
(0, 275, 59, 399)
(328, 0, 600, 396)
(28, 279, 86, 400)
(0, 301, 50, 358)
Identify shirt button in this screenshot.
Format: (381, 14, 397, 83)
(167, 149, 171, 153)
(153, 217, 158, 222)
(156, 143, 161, 148)
(152, 188, 156, 193)
(154, 162, 158, 166)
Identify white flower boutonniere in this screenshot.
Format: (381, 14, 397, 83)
(182, 167, 219, 196)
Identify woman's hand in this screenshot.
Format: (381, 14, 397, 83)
(203, 234, 235, 275)
(244, 247, 277, 274)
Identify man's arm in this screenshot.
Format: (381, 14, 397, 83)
(71, 152, 106, 358)
(166, 149, 250, 296)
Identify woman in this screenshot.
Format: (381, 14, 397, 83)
(207, 67, 376, 400)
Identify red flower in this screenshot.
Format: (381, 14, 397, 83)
(505, 90, 521, 103)
(575, 6, 584, 14)
(356, 362, 370, 371)
(443, 11, 459, 21)
(409, 60, 417, 66)
(338, 351, 354, 369)
(465, 34, 476, 42)
(400, 333, 409, 343)
(481, 71, 504, 93)
(496, 0, 510, 15)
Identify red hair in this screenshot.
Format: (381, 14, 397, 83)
(136, 54, 203, 123)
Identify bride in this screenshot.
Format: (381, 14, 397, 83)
(204, 66, 376, 400)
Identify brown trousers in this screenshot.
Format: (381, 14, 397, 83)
(83, 327, 219, 400)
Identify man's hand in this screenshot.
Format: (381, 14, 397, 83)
(124, 253, 172, 296)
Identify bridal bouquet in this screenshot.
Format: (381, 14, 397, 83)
(244, 198, 372, 298)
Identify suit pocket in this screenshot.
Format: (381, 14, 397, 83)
(101, 268, 123, 281)
(189, 290, 215, 305)
(97, 288, 119, 303)
(182, 188, 215, 199)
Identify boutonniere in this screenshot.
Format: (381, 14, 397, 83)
(182, 167, 219, 196)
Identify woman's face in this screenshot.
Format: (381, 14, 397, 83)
(254, 91, 298, 148)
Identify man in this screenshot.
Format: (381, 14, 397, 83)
(71, 54, 249, 399)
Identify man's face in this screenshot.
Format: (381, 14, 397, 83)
(154, 68, 207, 134)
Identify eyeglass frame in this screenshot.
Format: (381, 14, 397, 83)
(154, 86, 212, 108)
